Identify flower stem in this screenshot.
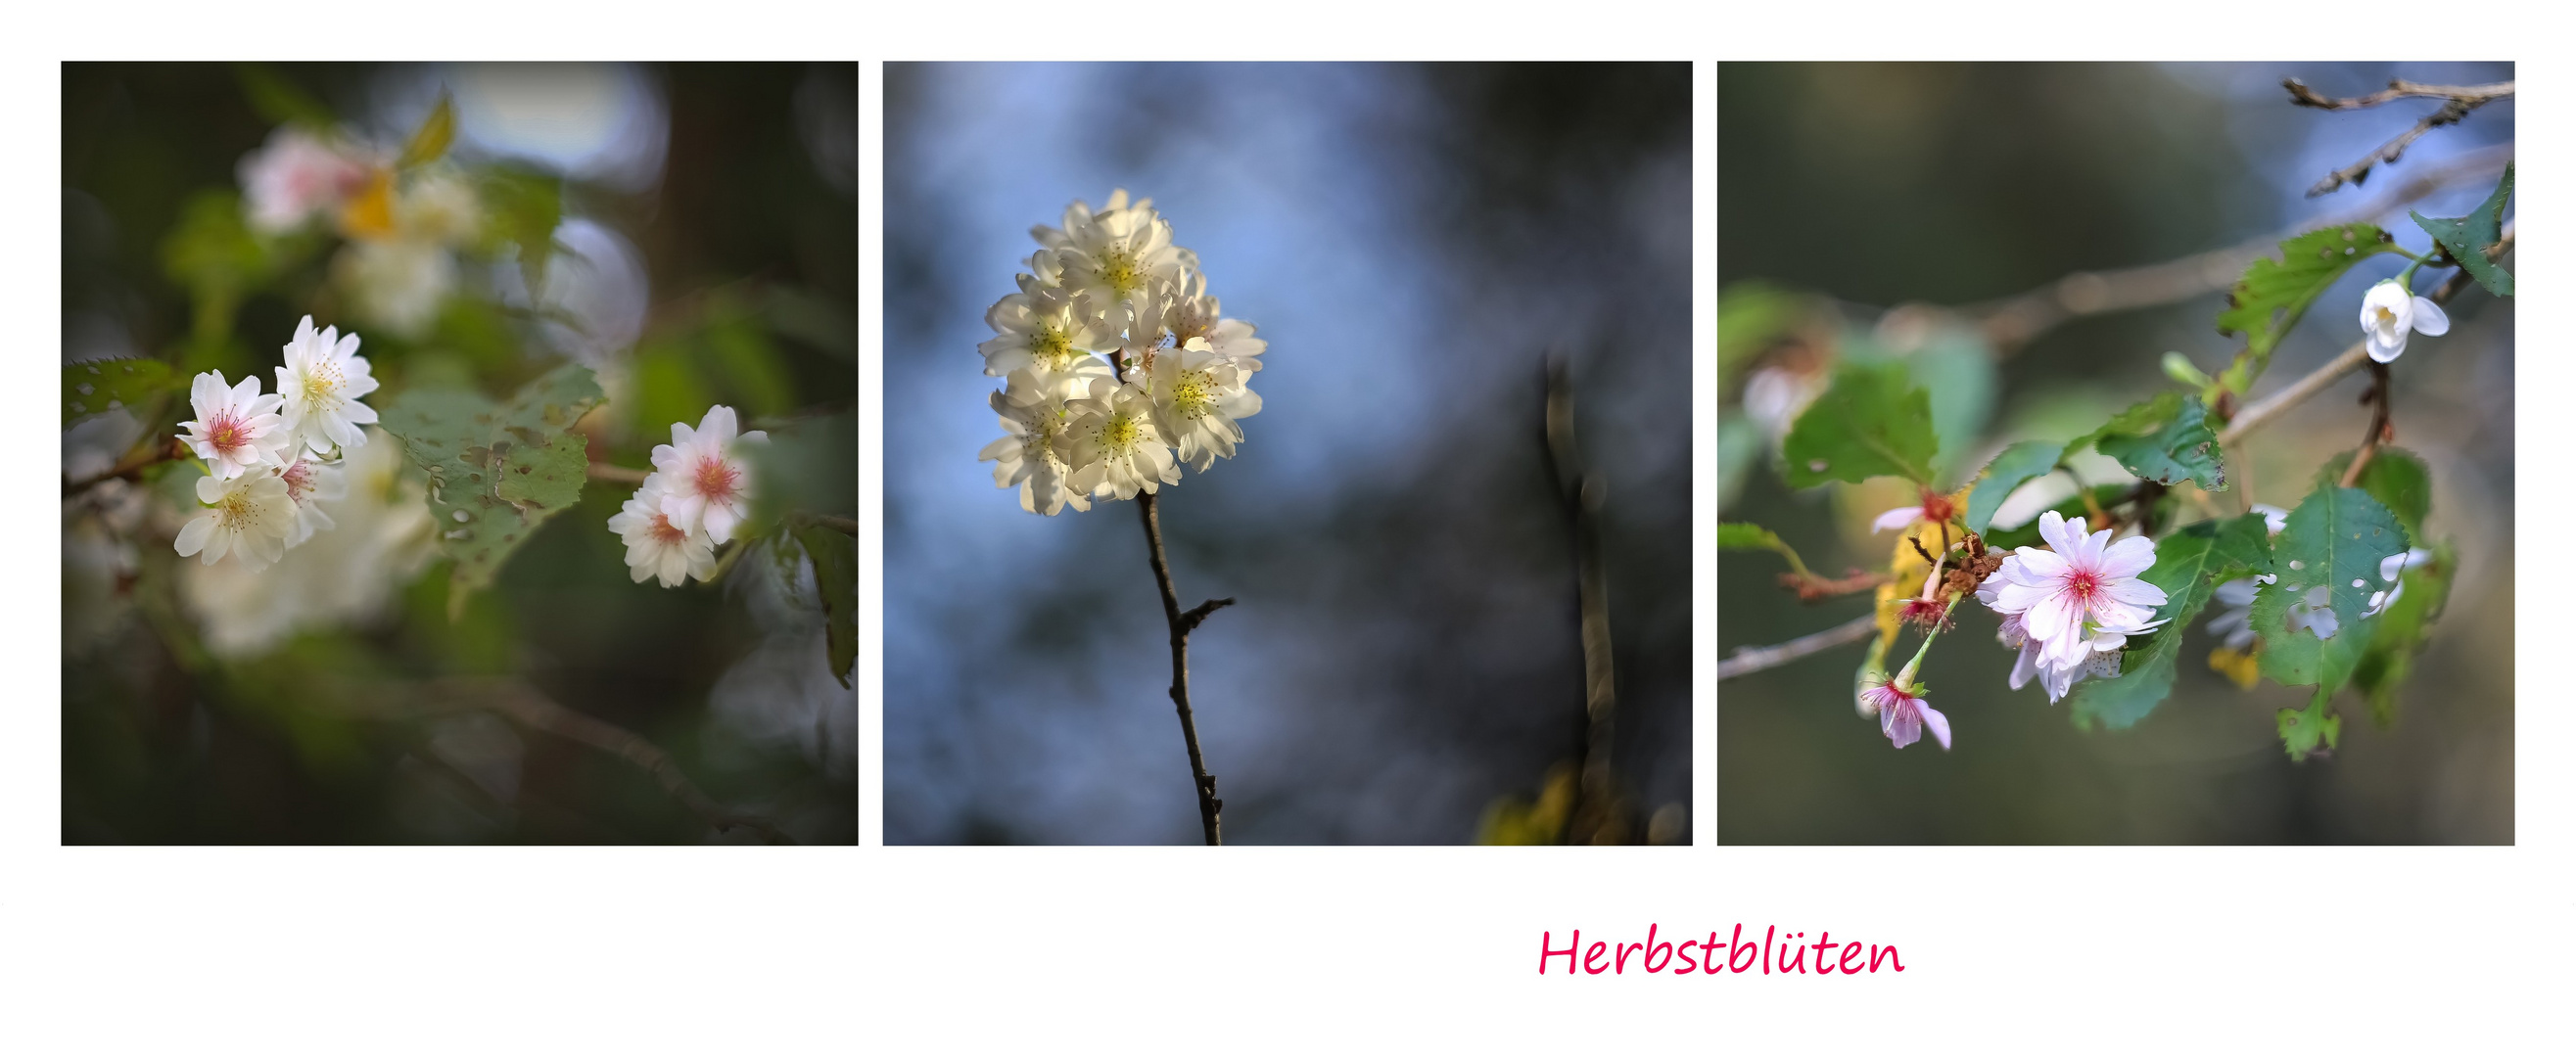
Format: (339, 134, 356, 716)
(1137, 490, 1228, 846)
(1894, 596, 1963, 688)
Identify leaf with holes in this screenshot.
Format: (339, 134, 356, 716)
(2067, 512, 2272, 731)
(2094, 395, 2225, 491)
(2412, 163, 2512, 297)
(2215, 223, 2401, 391)
(2350, 541, 2455, 728)
(378, 364, 604, 613)
(65, 359, 176, 424)
(2253, 483, 2409, 694)
(1780, 361, 1936, 487)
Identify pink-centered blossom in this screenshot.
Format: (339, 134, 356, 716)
(650, 405, 768, 545)
(1983, 511, 2167, 669)
(177, 370, 290, 481)
(1871, 487, 1961, 533)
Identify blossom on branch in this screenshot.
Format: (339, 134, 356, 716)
(2360, 278, 2449, 363)
(177, 370, 291, 481)
(1860, 675, 1950, 751)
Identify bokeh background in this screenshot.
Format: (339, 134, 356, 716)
(885, 63, 1692, 844)
(1718, 62, 2513, 844)
(64, 63, 858, 843)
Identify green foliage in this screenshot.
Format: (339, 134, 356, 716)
(1715, 415, 1761, 513)
(1716, 282, 1809, 391)
(1780, 361, 1936, 487)
(2066, 512, 2272, 731)
(2057, 391, 2180, 465)
(2253, 483, 2408, 696)
(477, 164, 564, 296)
(2412, 163, 2513, 298)
(1964, 439, 2061, 533)
(396, 92, 457, 169)
(1845, 328, 1996, 482)
(378, 365, 606, 613)
(2312, 448, 2430, 539)
(1980, 483, 2138, 551)
(233, 64, 337, 130)
(2276, 692, 2342, 762)
(1719, 521, 1812, 579)
(792, 521, 858, 688)
(2215, 223, 2400, 392)
(2350, 542, 2455, 728)
(2093, 395, 2225, 491)
(65, 359, 175, 424)
(161, 191, 273, 313)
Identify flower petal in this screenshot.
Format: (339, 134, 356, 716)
(2411, 296, 2449, 337)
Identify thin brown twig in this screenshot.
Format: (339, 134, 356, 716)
(1137, 491, 1227, 847)
(2338, 361, 2395, 487)
(1967, 142, 2511, 351)
(417, 678, 797, 844)
(1544, 362, 1627, 844)
(63, 437, 188, 496)
(1716, 614, 1879, 682)
(585, 462, 652, 485)
(2218, 224, 2509, 446)
(2287, 77, 2514, 197)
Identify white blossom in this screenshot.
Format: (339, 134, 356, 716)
(274, 315, 381, 458)
(1149, 338, 1262, 473)
(650, 405, 768, 545)
(182, 430, 437, 657)
(173, 470, 296, 573)
(237, 126, 372, 235)
(610, 475, 719, 588)
(977, 289, 1117, 395)
(977, 370, 1093, 517)
(176, 370, 291, 481)
(1034, 189, 1190, 331)
(1981, 511, 2168, 671)
(278, 456, 348, 547)
(2360, 278, 2450, 364)
(1064, 380, 1179, 501)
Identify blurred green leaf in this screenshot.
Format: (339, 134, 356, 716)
(2094, 394, 2225, 491)
(397, 92, 457, 169)
(1717, 522, 1785, 551)
(234, 64, 337, 129)
(1780, 361, 1936, 487)
(2350, 541, 2455, 727)
(2254, 483, 2408, 695)
(2215, 223, 2399, 392)
(2412, 163, 2512, 297)
(1963, 439, 2061, 533)
(378, 364, 605, 613)
(2067, 513, 2271, 731)
(793, 520, 857, 688)
(1716, 281, 1810, 393)
(2312, 447, 2430, 540)
(477, 165, 563, 295)
(161, 190, 271, 308)
(1715, 415, 1760, 514)
(1844, 328, 1995, 483)
(64, 359, 174, 425)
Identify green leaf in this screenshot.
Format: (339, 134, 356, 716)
(477, 165, 564, 296)
(2351, 542, 2455, 727)
(2215, 223, 2401, 391)
(2275, 691, 2342, 762)
(1964, 440, 2062, 533)
(234, 64, 337, 129)
(1717, 522, 1783, 551)
(2412, 163, 2512, 297)
(1716, 282, 1810, 391)
(793, 521, 858, 688)
(397, 92, 457, 169)
(161, 191, 272, 303)
(2311, 448, 2430, 540)
(1715, 415, 1761, 513)
(65, 359, 175, 424)
(2067, 512, 2272, 730)
(2057, 391, 2181, 466)
(1780, 362, 1936, 487)
(2094, 395, 2225, 491)
(2253, 483, 2409, 695)
(377, 365, 606, 613)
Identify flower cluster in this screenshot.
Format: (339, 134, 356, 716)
(608, 406, 766, 587)
(1976, 511, 2168, 704)
(975, 190, 1265, 516)
(172, 316, 382, 573)
(239, 125, 485, 338)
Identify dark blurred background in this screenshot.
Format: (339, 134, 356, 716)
(884, 63, 1692, 844)
(1718, 63, 2512, 844)
(64, 63, 858, 843)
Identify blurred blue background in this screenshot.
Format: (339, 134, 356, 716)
(1718, 63, 2513, 844)
(885, 63, 1692, 844)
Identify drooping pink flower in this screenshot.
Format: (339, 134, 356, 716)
(1870, 486, 1962, 533)
(1860, 677, 1951, 751)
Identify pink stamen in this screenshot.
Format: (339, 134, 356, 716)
(692, 456, 740, 502)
